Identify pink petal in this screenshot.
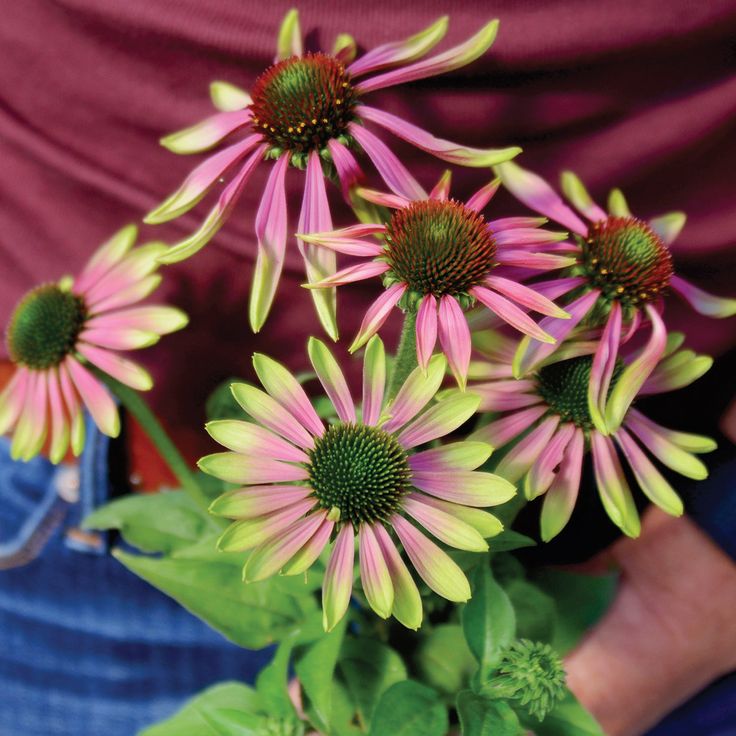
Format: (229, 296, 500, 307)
(0, 367, 29, 434)
(415, 294, 438, 371)
(198, 452, 309, 485)
(250, 153, 289, 333)
(65, 357, 119, 438)
(525, 423, 576, 499)
(465, 178, 500, 212)
(306, 260, 389, 288)
(485, 276, 569, 318)
(322, 523, 356, 631)
(354, 186, 411, 210)
(530, 275, 587, 301)
(358, 105, 519, 168)
(58, 362, 85, 456)
(438, 295, 471, 389)
(473, 381, 542, 412)
(280, 517, 335, 576)
(76, 344, 152, 391)
(359, 524, 394, 619)
(588, 302, 622, 433)
(328, 138, 364, 200)
(211, 488, 314, 522)
(350, 283, 406, 353)
(411, 470, 515, 507)
(403, 494, 488, 551)
(85, 305, 187, 335)
(494, 250, 577, 270)
(495, 415, 560, 483)
(47, 368, 70, 464)
(308, 337, 356, 423)
(495, 162, 588, 236)
(205, 420, 310, 463)
(362, 336, 386, 426)
(348, 122, 426, 200)
(470, 286, 555, 344)
(469, 405, 547, 449)
(10, 370, 48, 461)
(488, 216, 548, 231)
(670, 275, 736, 318)
(408, 441, 492, 472)
(397, 392, 479, 448)
(429, 170, 452, 200)
(74, 225, 137, 294)
(159, 109, 253, 155)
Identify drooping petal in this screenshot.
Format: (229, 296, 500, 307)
(372, 523, 422, 629)
(641, 350, 714, 395)
(298, 151, 338, 340)
(438, 295, 471, 389)
(11, 370, 48, 461)
(470, 286, 555, 344)
(362, 335, 386, 426)
(230, 383, 314, 449)
(383, 354, 447, 432)
(327, 138, 363, 200)
(540, 428, 584, 541)
(159, 109, 252, 155)
(469, 405, 547, 449)
(409, 441, 492, 472)
(245, 512, 329, 583)
(397, 392, 480, 448)
(65, 357, 120, 438)
(76, 344, 153, 391)
(615, 428, 683, 516)
(465, 178, 500, 212)
(494, 415, 560, 483)
(484, 276, 570, 318)
(216, 498, 316, 550)
(58, 363, 85, 456)
(308, 337, 356, 422)
(403, 494, 488, 551)
(323, 523, 356, 631)
(349, 283, 406, 353)
(415, 294, 438, 371)
(560, 171, 607, 222)
(649, 212, 686, 245)
(280, 517, 335, 576)
(349, 122, 426, 200)
(524, 423, 576, 500)
(605, 305, 667, 433)
(358, 105, 520, 168)
(275, 8, 302, 60)
(198, 452, 309, 485)
(347, 16, 448, 77)
(588, 301, 622, 434)
(145, 136, 263, 224)
(473, 380, 542, 412)
(359, 524, 394, 619)
(205, 420, 309, 463)
(250, 153, 289, 332)
(157, 145, 267, 263)
(209, 486, 312, 520)
(625, 409, 710, 479)
(252, 353, 324, 436)
(46, 368, 70, 465)
(0, 368, 29, 435)
(209, 80, 252, 111)
(412, 470, 515, 507)
(670, 275, 736, 318)
(429, 170, 453, 201)
(494, 162, 588, 236)
(512, 289, 600, 377)
(590, 432, 641, 537)
(391, 515, 470, 602)
(356, 20, 499, 94)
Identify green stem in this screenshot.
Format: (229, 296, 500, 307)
(97, 372, 210, 513)
(387, 310, 419, 400)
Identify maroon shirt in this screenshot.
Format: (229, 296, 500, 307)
(2, 0, 735, 457)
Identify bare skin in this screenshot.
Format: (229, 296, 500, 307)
(565, 508, 736, 735)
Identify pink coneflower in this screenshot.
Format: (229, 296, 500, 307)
(468, 328, 716, 540)
(199, 336, 514, 631)
(495, 161, 736, 434)
(145, 10, 520, 338)
(299, 172, 573, 388)
(0, 225, 188, 463)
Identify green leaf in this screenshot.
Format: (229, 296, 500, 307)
(84, 491, 214, 554)
(294, 617, 347, 734)
(415, 624, 476, 695)
(338, 638, 407, 729)
(534, 570, 617, 655)
(505, 579, 556, 643)
(206, 377, 250, 420)
(489, 530, 536, 553)
(520, 690, 604, 736)
(462, 564, 516, 679)
(138, 682, 261, 735)
(113, 548, 318, 649)
(369, 681, 448, 736)
(456, 691, 522, 736)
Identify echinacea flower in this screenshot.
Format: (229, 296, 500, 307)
(198, 336, 515, 631)
(0, 225, 188, 463)
(145, 9, 520, 338)
(468, 329, 716, 540)
(299, 171, 573, 388)
(495, 161, 736, 433)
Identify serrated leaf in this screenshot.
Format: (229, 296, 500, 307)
(369, 681, 448, 736)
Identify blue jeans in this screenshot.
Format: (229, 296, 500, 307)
(0, 420, 271, 736)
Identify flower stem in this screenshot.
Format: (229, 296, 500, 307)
(96, 372, 210, 513)
(387, 309, 418, 400)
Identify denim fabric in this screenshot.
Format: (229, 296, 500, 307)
(0, 427, 271, 736)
